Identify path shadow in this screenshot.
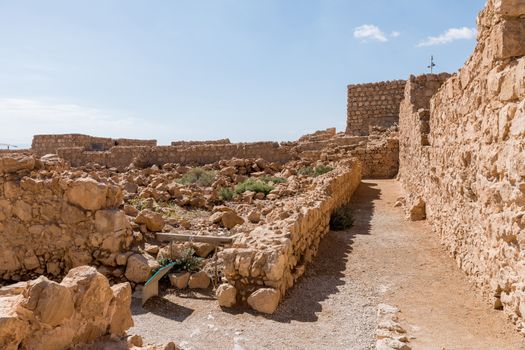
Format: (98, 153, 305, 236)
(262, 180, 381, 323)
(132, 293, 194, 322)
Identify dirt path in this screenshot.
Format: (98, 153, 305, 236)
(131, 180, 525, 350)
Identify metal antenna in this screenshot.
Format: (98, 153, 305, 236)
(427, 55, 436, 74)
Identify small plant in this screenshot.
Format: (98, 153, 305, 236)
(260, 176, 287, 184)
(128, 197, 149, 211)
(330, 204, 354, 231)
(235, 178, 274, 195)
(298, 166, 315, 176)
(298, 165, 334, 177)
(155, 248, 203, 274)
(177, 248, 204, 272)
(177, 168, 217, 187)
(219, 187, 234, 201)
(314, 165, 333, 176)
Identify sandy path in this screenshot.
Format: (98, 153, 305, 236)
(131, 180, 525, 350)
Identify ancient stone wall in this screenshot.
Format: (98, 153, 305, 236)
(57, 142, 295, 171)
(0, 154, 133, 282)
(219, 159, 362, 312)
(346, 80, 406, 136)
(0, 266, 133, 350)
(32, 134, 156, 156)
(171, 139, 231, 146)
(399, 0, 525, 333)
(398, 73, 451, 219)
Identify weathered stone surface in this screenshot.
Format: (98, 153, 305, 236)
(188, 271, 210, 289)
(0, 155, 35, 174)
(124, 254, 160, 283)
(0, 266, 134, 350)
(66, 178, 108, 211)
(216, 284, 237, 307)
(169, 272, 190, 289)
(221, 211, 244, 229)
(135, 209, 165, 232)
(247, 288, 280, 314)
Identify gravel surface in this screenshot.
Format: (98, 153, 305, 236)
(131, 180, 525, 350)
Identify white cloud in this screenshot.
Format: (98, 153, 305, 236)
(390, 31, 401, 38)
(354, 24, 388, 42)
(418, 27, 476, 47)
(0, 98, 159, 146)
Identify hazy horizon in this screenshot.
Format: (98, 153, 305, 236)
(1, 0, 485, 146)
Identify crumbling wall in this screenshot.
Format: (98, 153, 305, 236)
(218, 159, 362, 313)
(32, 134, 156, 156)
(171, 139, 231, 146)
(346, 80, 406, 136)
(57, 142, 295, 171)
(399, 0, 525, 332)
(0, 266, 133, 350)
(0, 154, 133, 281)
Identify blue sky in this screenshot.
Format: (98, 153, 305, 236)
(0, 0, 485, 146)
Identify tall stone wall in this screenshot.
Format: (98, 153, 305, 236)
(32, 134, 156, 156)
(399, 0, 525, 333)
(346, 80, 406, 136)
(0, 154, 133, 281)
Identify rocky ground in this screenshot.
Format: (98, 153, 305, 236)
(130, 180, 525, 350)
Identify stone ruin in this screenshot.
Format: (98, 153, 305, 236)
(0, 0, 524, 348)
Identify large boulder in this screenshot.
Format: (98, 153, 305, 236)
(66, 178, 108, 211)
(124, 254, 160, 283)
(108, 283, 133, 335)
(247, 288, 280, 314)
(135, 210, 165, 232)
(216, 284, 237, 307)
(0, 155, 35, 174)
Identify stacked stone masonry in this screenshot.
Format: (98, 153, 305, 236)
(32, 134, 157, 157)
(219, 159, 362, 311)
(0, 154, 133, 281)
(346, 80, 406, 136)
(34, 132, 398, 179)
(399, 0, 525, 334)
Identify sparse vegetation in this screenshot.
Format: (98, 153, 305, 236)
(128, 197, 149, 211)
(298, 165, 334, 177)
(260, 175, 287, 184)
(219, 187, 234, 201)
(330, 204, 354, 231)
(177, 168, 217, 187)
(157, 248, 203, 273)
(235, 178, 274, 195)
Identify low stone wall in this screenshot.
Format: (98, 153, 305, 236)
(346, 80, 406, 136)
(399, 0, 525, 333)
(57, 142, 295, 171)
(0, 154, 133, 281)
(171, 139, 231, 146)
(32, 134, 156, 157)
(0, 266, 132, 350)
(218, 159, 362, 313)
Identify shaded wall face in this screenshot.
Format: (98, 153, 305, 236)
(346, 80, 406, 136)
(400, 0, 525, 332)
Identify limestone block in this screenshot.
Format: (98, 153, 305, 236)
(247, 288, 280, 314)
(66, 178, 108, 211)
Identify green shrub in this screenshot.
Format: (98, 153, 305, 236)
(298, 165, 334, 177)
(329, 204, 354, 231)
(156, 248, 203, 273)
(314, 165, 333, 176)
(235, 178, 274, 195)
(219, 187, 234, 201)
(260, 175, 287, 184)
(128, 197, 149, 211)
(177, 168, 217, 187)
(298, 166, 315, 176)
